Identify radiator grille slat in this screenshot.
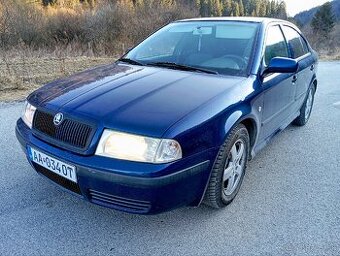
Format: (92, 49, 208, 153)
(33, 110, 93, 150)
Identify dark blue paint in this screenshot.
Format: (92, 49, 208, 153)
(266, 57, 298, 74)
(16, 18, 318, 214)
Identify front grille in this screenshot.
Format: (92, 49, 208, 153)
(88, 189, 151, 213)
(33, 110, 93, 150)
(33, 163, 81, 194)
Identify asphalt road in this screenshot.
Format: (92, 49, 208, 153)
(0, 62, 339, 256)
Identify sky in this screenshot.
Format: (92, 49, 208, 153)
(284, 0, 332, 16)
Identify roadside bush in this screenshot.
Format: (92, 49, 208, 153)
(0, 0, 197, 56)
(14, 5, 48, 48)
(82, 3, 128, 54)
(125, 1, 198, 45)
(45, 8, 85, 45)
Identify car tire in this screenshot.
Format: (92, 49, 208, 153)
(204, 124, 250, 209)
(293, 86, 315, 126)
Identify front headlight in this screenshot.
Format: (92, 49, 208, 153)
(22, 101, 36, 129)
(95, 130, 182, 163)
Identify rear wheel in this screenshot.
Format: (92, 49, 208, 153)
(204, 124, 250, 208)
(293, 86, 315, 126)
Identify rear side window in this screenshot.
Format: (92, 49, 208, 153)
(282, 26, 309, 59)
(264, 25, 289, 65)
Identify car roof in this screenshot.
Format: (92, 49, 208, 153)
(176, 17, 299, 32)
(177, 16, 287, 25)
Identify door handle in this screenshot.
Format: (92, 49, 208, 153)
(310, 65, 315, 71)
(292, 75, 298, 83)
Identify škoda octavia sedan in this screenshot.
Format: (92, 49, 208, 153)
(16, 17, 318, 214)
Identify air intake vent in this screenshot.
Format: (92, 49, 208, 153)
(33, 110, 94, 150)
(88, 189, 151, 213)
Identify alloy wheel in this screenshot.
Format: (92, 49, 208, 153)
(305, 89, 314, 121)
(222, 139, 246, 198)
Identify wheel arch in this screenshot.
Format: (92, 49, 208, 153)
(197, 112, 259, 207)
(195, 104, 261, 207)
(221, 107, 260, 160)
(239, 118, 257, 151)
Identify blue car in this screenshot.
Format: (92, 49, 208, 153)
(16, 17, 318, 214)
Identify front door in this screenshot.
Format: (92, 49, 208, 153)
(259, 25, 296, 142)
(281, 25, 315, 108)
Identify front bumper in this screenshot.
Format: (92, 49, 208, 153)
(16, 119, 217, 214)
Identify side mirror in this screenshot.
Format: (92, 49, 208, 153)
(264, 57, 298, 75)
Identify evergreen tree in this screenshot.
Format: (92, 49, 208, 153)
(265, 1, 271, 17)
(221, 0, 232, 16)
(238, 0, 244, 16)
(231, 1, 240, 16)
(276, 1, 287, 19)
(197, 0, 209, 17)
(42, 0, 57, 5)
(247, 0, 259, 16)
(258, 1, 266, 17)
(158, 0, 287, 18)
(210, 0, 223, 16)
(243, 0, 251, 16)
(269, 0, 276, 16)
(311, 2, 335, 38)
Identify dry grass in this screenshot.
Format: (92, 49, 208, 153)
(318, 48, 340, 61)
(0, 1, 197, 55)
(0, 56, 114, 101)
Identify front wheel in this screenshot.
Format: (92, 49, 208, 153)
(204, 124, 250, 208)
(293, 86, 315, 126)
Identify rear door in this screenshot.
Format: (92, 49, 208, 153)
(259, 25, 295, 142)
(281, 25, 315, 107)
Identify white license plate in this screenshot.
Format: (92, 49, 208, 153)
(27, 146, 77, 183)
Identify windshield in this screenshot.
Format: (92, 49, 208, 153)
(125, 21, 259, 76)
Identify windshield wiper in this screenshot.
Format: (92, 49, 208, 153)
(147, 62, 218, 75)
(118, 58, 145, 66)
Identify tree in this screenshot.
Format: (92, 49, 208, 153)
(80, 0, 96, 8)
(231, 1, 240, 16)
(258, 0, 266, 16)
(210, 0, 223, 16)
(197, 0, 208, 16)
(42, 0, 57, 5)
(197, 0, 222, 17)
(265, 1, 271, 16)
(238, 0, 244, 16)
(269, 0, 276, 16)
(276, 0, 287, 19)
(311, 2, 335, 38)
(221, 0, 232, 16)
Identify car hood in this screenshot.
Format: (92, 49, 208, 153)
(29, 63, 245, 137)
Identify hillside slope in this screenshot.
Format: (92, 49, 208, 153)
(294, 0, 340, 25)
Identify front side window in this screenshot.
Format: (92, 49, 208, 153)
(264, 25, 289, 65)
(125, 21, 259, 76)
(282, 26, 309, 59)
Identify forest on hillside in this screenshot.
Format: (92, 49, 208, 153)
(294, 0, 340, 25)
(0, 0, 287, 55)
